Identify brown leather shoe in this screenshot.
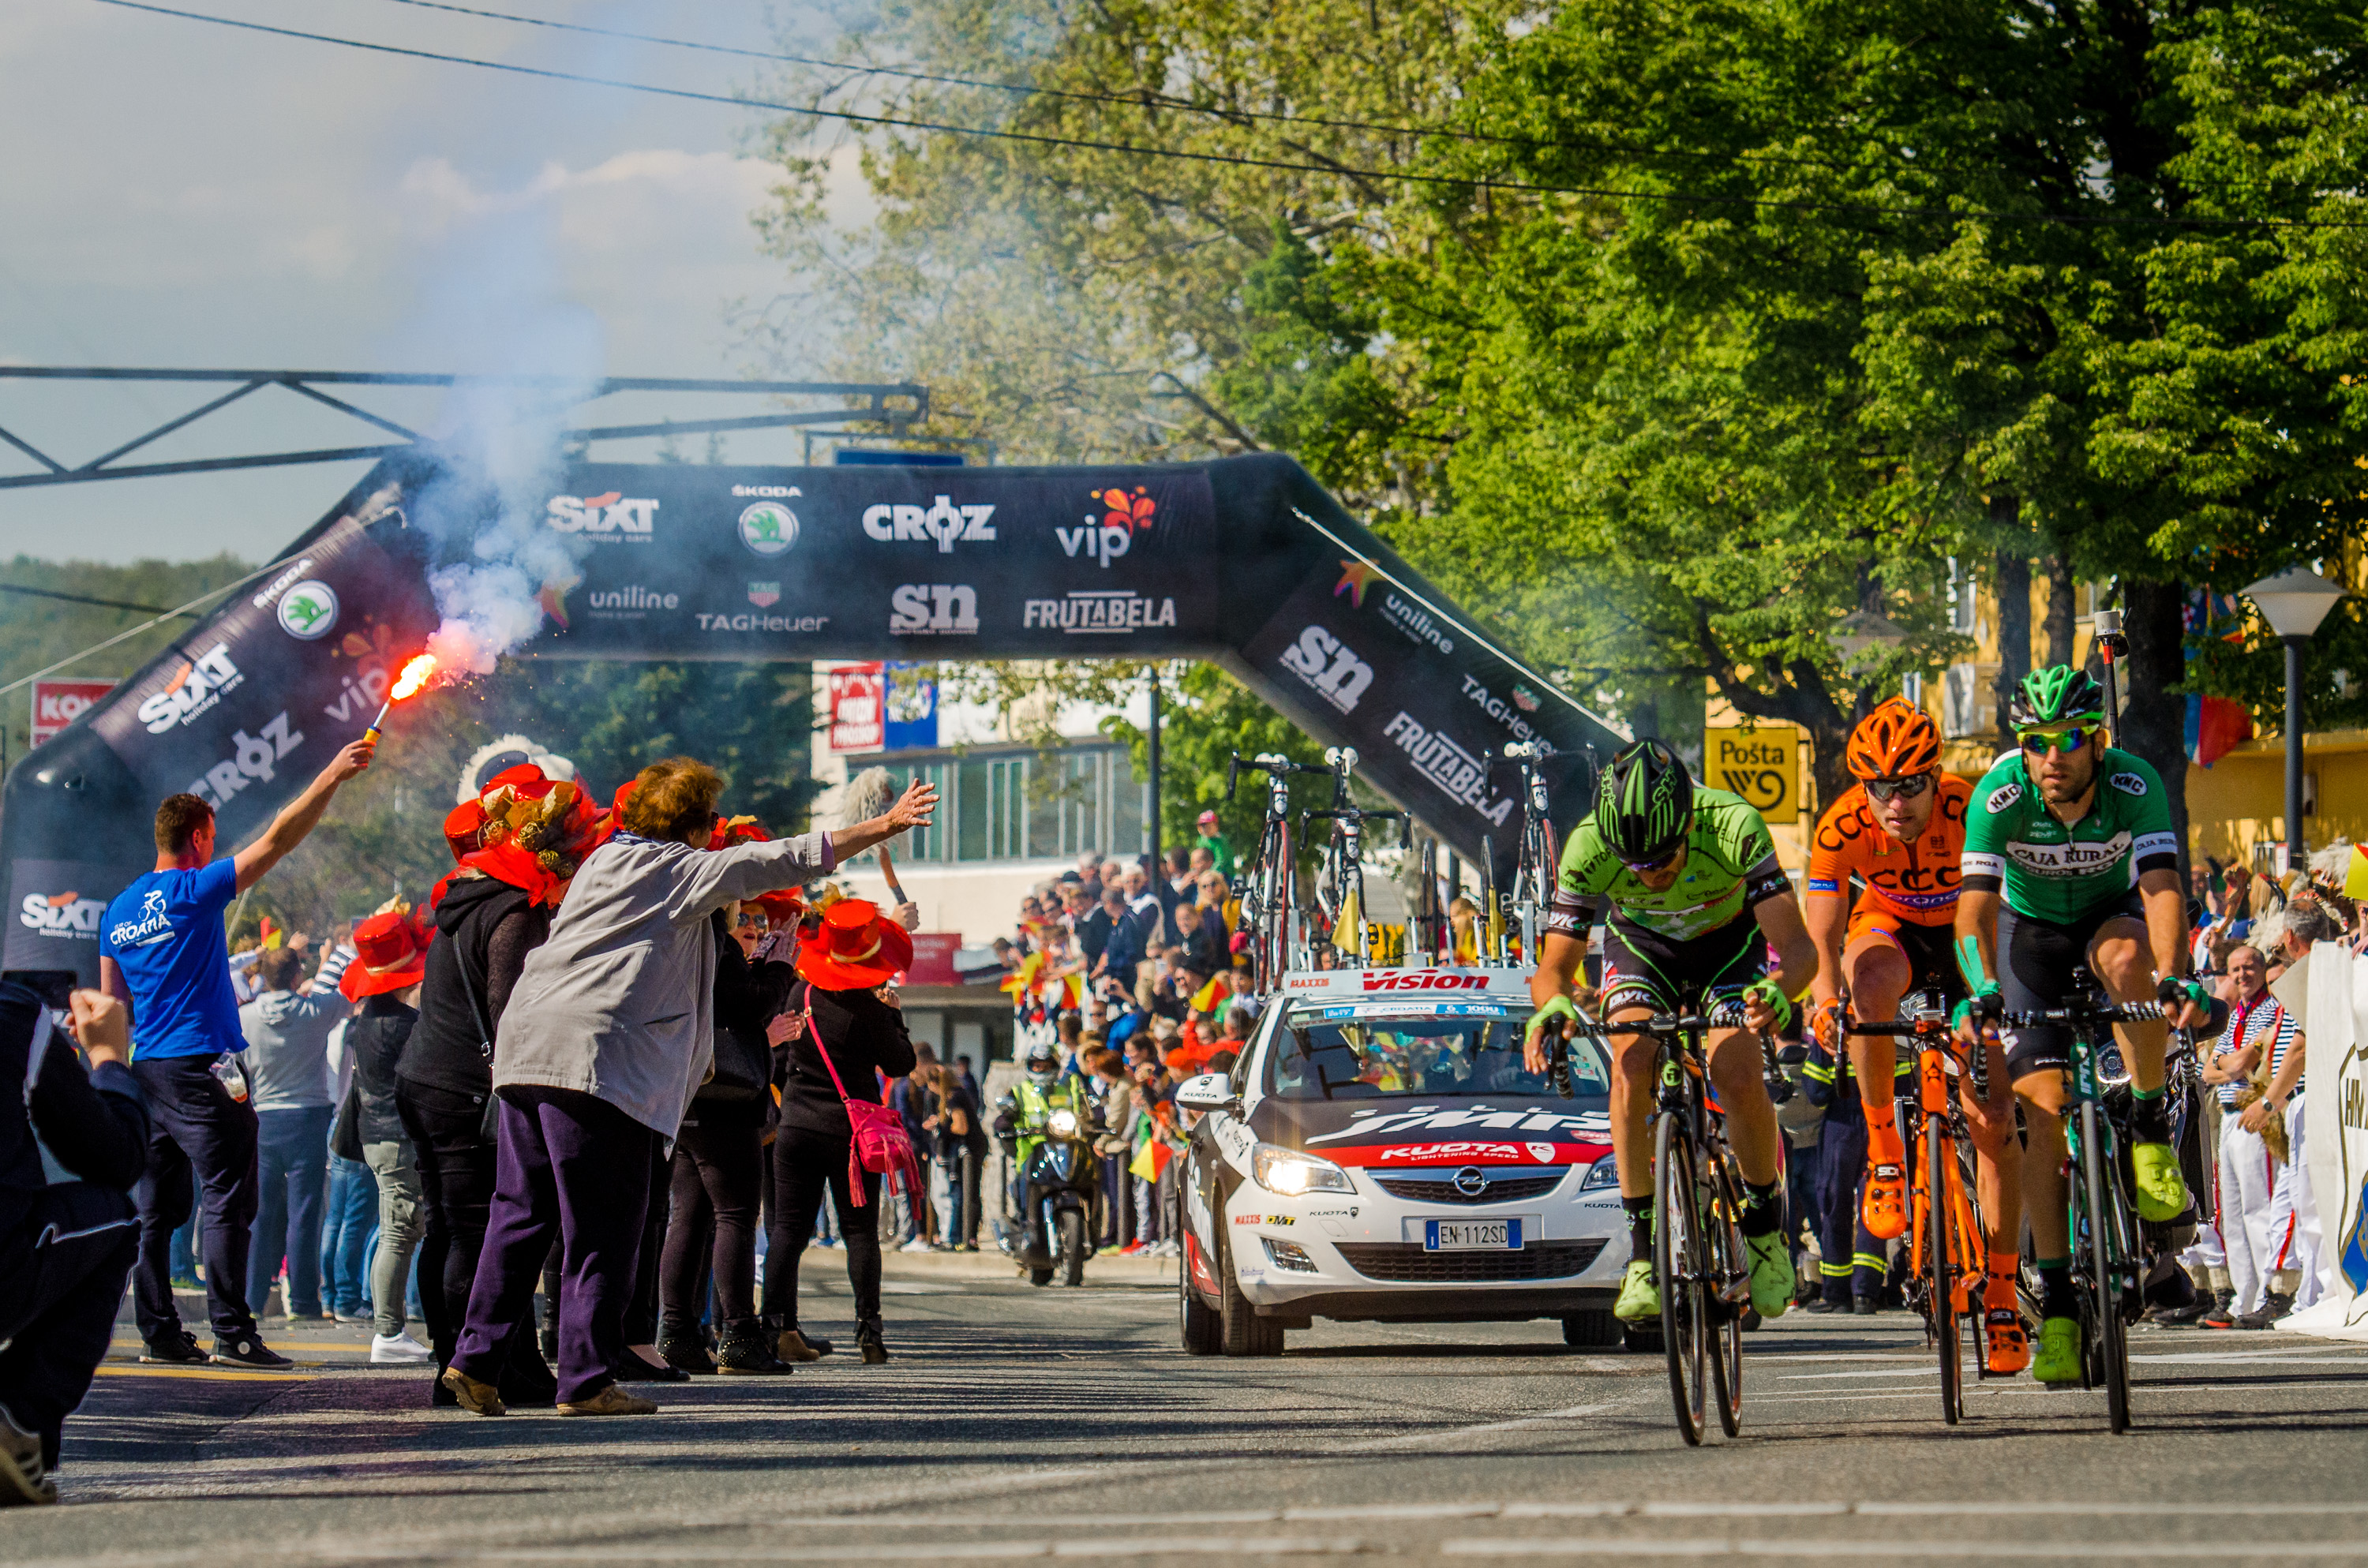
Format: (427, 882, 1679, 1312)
(775, 1328, 830, 1363)
(558, 1385, 659, 1417)
(440, 1366, 506, 1416)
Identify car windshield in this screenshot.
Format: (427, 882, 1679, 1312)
(1263, 1003, 1609, 1102)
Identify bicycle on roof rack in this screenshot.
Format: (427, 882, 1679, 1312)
(1224, 750, 1332, 991)
(1302, 747, 1410, 967)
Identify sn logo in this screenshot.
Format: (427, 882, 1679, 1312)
(1279, 627, 1373, 714)
(890, 585, 980, 635)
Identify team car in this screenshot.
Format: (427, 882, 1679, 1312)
(1174, 965, 1625, 1357)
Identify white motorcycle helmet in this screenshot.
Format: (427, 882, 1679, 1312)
(1025, 1040, 1060, 1091)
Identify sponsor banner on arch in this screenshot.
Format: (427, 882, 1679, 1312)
(2, 858, 118, 975)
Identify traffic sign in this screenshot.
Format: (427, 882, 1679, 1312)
(1704, 726, 1800, 824)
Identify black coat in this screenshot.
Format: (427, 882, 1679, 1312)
(0, 981, 147, 1244)
(775, 979, 916, 1145)
(347, 996, 418, 1146)
(699, 911, 796, 1110)
(400, 873, 548, 1097)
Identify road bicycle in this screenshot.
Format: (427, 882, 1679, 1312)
(1996, 982, 2169, 1435)
(1847, 996, 1991, 1424)
(1493, 742, 1560, 970)
(1545, 1006, 1786, 1446)
(1224, 751, 1331, 991)
(1301, 747, 1408, 967)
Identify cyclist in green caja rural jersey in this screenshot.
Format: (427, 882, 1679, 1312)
(1954, 664, 2211, 1387)
(1523, 740, 1815, 1327)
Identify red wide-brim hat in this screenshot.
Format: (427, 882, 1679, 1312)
(795, 897, 913, 990)
(342, 909, 429, 1000)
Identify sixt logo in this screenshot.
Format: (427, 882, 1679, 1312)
(19, 890, 101, 939)
(546, 492, 658, 540)
(1057, 486, 1159, 568)
(1361, 971, 1490, 992)
(137, 644, 244, 735)
(1278, 627, 1373, 713)
(185, 712, 305, 810)
(862, 497, 997, 553)
(890, 585, 980, 635)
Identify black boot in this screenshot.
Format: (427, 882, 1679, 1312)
(716, 1324, 794, 1376)
(856, 1316, 888, 1365)
(499, 1338, 559, 1409)
(658, 1330, 715, 1376)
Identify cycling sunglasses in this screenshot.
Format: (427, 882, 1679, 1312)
(1619, 846, 1684, 874)
(2018, 724, 2099, 756)
(1863, 773, 1933, 804)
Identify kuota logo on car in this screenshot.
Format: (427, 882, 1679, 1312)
(137, 644, 245, 734)
(545, 492, 658, 540)
(1381, 711, 1514, 825)
(185, 712, 305, 810)
(1376, 1142, 1527, 1163)
(738, 498, 800, 557)
(18, 890, 101, 939)
(1022, 592, 1178, 634)
(890, 585, 979, 635)
(1278, 627, 1373, 713)
(862, 497, 996, 553)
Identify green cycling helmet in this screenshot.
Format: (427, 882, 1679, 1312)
(1594, 739, 1694, 867)
(2006, 664, 2107, 731)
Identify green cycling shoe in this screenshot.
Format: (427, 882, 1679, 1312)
(2031, 1315, 2082, 1386)
(1613, 1259, 1661, 1323)
(1744, 1232, 1795, 1319)
(2130, 1142, 2190, 1222)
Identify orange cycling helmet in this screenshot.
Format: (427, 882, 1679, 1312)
(1845, 697, 1942, 780)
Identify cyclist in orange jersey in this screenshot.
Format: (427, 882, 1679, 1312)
(1805, 698, 2028, 1374)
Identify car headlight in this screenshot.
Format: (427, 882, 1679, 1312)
(1253, 1143, 1354, 1196)
(1047, 1109, 1079, 1138)
(1579, 1158, 1620, 1192)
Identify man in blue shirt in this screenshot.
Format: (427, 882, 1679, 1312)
(100, 738, 374, 1368)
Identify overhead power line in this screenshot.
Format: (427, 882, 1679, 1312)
(87, 0, 2368, 232)
(0, 582, 183, 616)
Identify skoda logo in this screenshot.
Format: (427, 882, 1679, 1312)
(1452, 1166, 1489, 1197)
(738, 498, 800, 557)
(276, 581, 339, 640)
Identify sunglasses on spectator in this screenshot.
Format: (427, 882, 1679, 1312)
(2019, 724, 2098, 755)
(1864, 773, 1934, 803)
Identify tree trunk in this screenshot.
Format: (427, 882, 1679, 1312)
(2042, 544, 2078, 668)
(2119, 578, 2190, 877)
(1991, 527, 2033, 750)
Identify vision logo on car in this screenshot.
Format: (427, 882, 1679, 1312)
(1361, 971, 1489, 992)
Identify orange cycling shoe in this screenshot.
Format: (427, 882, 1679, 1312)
(1985, 1308, 2031, 1375)
(1859, 1116, 1907, 1241)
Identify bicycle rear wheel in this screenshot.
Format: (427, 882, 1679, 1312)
(1704, 1158, 1745, 1438)
(1654, 1113, 1707, 1446)
(2081, 1102, 2132, 1435)
(1928, 1111, 1961, 1425)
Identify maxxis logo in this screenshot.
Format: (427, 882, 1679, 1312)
(19, 890, 100, 939)
(862, 497, 997, 554)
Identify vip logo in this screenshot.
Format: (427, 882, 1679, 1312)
(1057, 485, 1159, 568)
(1278, 627, 1373, 713)
(747, 582, 781, 609)
(275, 581, 340, 641)
(890, 584, 980, 635)
(738, 499, 800, 557)
(862, 497, 997, 553)
(545, 492, 658, 539)
(18, 890, 101, 938)
(137, 644, 245, 735)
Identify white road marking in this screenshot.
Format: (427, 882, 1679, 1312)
(1336, 1402, 1625, 1453)
(1443, 1540, 2368, 1559)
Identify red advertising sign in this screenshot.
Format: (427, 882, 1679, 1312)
(31, 679, 118, 746)
(828, 663, 884, 751)
(902, 932, 961, 986)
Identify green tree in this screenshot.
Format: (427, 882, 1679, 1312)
(1097, 662, 1334, 866)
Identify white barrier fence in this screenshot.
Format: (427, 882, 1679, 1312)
(2272, 941, 2368, 1339)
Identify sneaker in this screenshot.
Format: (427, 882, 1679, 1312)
(1985, 1308, 2032, 1375)
(1743, 1233, 1795, 1319)
(333, 1310, 371, 1326)
(212, 1334, 292, 1369)
(140, 1330, 211, 1365)
(1802, 1295, 1845, 1315)
(1860, 1163, 1908, 1241)
(1150, 1240, 1180, 1258)
(440, 1365, 506, 1416)
(558, 1385, 658, 1416)
(2201, 1299, 2239, 1330)
(0, 1408, 54, 1508)
(369, 1331, 433, 1364)
(2130, 1142, 2190, 1223)
(1851, 1297, 1879, 1315)
(1613, 1258, 1660, 1323)
(1119, 1241, 1147, 1256)
(898, 1238, 934, 1254)
(2031, 1316, 2082, 1386)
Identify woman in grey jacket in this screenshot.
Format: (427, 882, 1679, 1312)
(442, 757, 934, 1418)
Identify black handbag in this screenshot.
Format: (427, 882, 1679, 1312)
(330, 1080, 365, 1162)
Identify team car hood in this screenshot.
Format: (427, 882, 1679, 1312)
(1245, 1096, 1610, 1169)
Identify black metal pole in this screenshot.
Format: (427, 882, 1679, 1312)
(1146, 665, 1163, 875)
(2284, 635, 2307, 871)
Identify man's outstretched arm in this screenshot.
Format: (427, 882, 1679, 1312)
(233, 739, 375, 893)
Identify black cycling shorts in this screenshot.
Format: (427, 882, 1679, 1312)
(1599, 915, 1769, 1018)
(1997, 886, 2149, 1081)
(1891, 919, 1968, 1013)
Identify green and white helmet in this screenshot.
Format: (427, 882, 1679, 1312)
(2006, 664, 2107, 731)
(1594, 739, 1695, 867)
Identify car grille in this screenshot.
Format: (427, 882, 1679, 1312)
(1372, 1170, 1567, 1205)
(1335, 1238, 1607, 1282)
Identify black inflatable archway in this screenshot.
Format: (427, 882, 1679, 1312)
(1, 451, 1625, 984)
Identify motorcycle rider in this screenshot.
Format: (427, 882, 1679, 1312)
(993, 1040, 1097, 1266)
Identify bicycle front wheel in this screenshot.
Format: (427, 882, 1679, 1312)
(1655, 1113, 1708, 1446)
(2082, 1102, 2132, 1434)
(1928, 1111, 1961, 1425)
(1704, 1156, 1746, 1438)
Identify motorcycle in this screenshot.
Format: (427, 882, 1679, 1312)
(1000, 1101, 1106, 1287)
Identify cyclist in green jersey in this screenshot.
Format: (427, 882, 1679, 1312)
(1953, 664, 2210, 1386)
(1523, 740, 1815, 1325)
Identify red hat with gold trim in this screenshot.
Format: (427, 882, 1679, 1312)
(794, 898, 912, 990)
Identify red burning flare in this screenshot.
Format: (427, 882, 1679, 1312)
(364, 653, 441, 742)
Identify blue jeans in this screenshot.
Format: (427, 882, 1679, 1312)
(247, 1105, 335, 1319)
(320, 1154, 378, 1317)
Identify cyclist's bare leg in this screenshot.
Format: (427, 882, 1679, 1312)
(1964, 1036, 2029, 1369)
(1703, 1028, 1781, 1187)
(1606, 1005, 1663, 1199)
(2015, 1070, 2071, 1261)
(2087, 919, 2168, 1092)
(1842, 935, 1909, 1237)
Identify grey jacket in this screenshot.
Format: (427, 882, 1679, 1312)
(493, 829, 837, 1136)
(237, 989, 341, 1112)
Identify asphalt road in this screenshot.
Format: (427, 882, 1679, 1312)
(18, 1261, 2368, 1566)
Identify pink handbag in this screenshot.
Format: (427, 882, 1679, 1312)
(801, 1007, 926, 1226)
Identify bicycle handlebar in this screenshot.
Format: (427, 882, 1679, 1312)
(1998, 1001, 2167, 1027)
(1226, 750, 1332, 801)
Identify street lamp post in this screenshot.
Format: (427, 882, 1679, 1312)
(2239, 565, 2348, 871)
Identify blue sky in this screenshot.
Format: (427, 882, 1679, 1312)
(0, 1, 871, 563)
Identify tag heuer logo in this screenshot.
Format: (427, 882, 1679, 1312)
(747, 582, 781, 609)
(738, 500, 800, 557)
(276, 581, 339, 640)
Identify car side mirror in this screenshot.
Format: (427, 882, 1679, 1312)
(1174, 1072, 1238, 1113)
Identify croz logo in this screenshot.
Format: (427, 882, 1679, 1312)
(109, 889, 172, 949)
(1986, 782, 2023, 814)
(1459, 675, 1549, 746)
(275, 581, 339, 641)
(2007, 832, 2134, 877)
(19, 890, 100, 939)
(1278, 627, 1373, 713)
(1382, 712, 1514, 826)
(2111, 772, 2149, 796)
(1361, 971, 1489, 992)
(137, 644, 244, 734)
(1023, 592, 1178, 634)
(890, 585, 979, 636)
(545, 492, 658, 540)
(862, 497, 997, 554)
(1057, 486, 1160, 568)
(738, 499, 800, 557)
(185, 712, 305, 810)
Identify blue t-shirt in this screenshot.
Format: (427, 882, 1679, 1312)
(100, 861, 242, 1061)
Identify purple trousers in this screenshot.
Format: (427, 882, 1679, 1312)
(452, 1086, 655, 1405)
